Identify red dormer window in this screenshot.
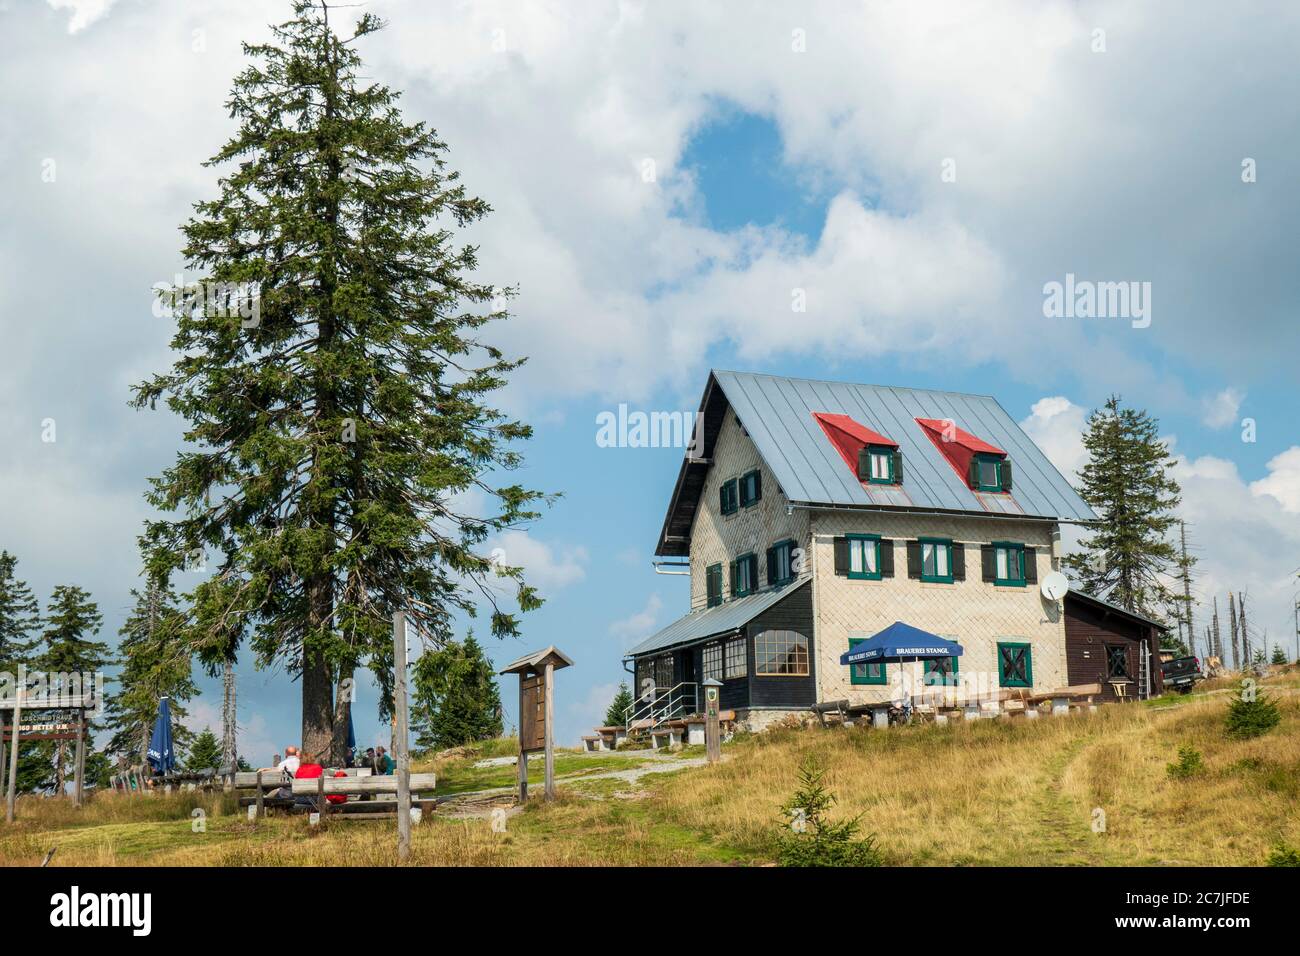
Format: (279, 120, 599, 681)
(915, 418, 1013, 492)
(813, 413, 902, 486)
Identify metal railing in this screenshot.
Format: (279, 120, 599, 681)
(623, 681, 699, 736)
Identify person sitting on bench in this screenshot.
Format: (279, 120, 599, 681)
(291, 755, 348, 807)
(373, 746, 395, 775)
(292, 753, 323, 807)
(258, 745, 300, 799)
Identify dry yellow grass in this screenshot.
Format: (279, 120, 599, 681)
(3, 677, 1297, 867)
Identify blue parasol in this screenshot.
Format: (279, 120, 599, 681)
(839, 622, 964, 720)
(146, 696, 175, 776)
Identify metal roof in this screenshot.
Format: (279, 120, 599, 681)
(713, 370, 1094, 519)
(1064, 587, 1171, 631)
(626, 579, 810, 657)
(499, 645, 575, 675)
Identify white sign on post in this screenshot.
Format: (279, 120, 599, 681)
(247, 804, 257, 822)
(309, 812, 321, 827)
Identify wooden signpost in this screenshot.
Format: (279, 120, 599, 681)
(702, 678, 723, 764)
(393, 610, 412, 861)
(500, 647, 573, 803)
(2, 691, 94, 821)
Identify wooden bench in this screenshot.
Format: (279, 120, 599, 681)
(243, 771, 437, 821)
(811, 699, 850, 727)
(583, 726, 628, 752)
(1017, 682, 1102, 716)
(650, 720, 691, 750)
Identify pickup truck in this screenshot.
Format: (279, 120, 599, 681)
(1160, 656, 1202, 693)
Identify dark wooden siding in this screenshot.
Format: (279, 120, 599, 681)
(629, 580, 815, 714)
(1064, 595, 1163, 702)
(688, 639, 748, 712)
(746, 581, 817, 708)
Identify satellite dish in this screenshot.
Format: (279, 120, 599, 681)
(1040, 572, 1070, 602)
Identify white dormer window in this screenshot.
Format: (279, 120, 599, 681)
(867, 448, 892, 482)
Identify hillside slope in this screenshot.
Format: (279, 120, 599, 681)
(2, 674, 1297, 866)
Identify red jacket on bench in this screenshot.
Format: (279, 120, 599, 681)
(294, 763, 348, 804)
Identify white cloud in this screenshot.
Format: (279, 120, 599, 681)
(608, 593, 663, 650)
(1250, 447, 1300, 514)
(1036, 399, 1298, 659)
(1202, 387, 1245, 429)
(1019, 396, 1088, 481)
(489, 530, 587, 593)
(45, 0, 116, 33)
(186, 697, 279, 767)
(1171, 451, 1300, 657)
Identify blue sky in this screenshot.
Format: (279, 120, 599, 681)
(3, 1, 1299, 758)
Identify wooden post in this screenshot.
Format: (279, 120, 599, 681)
(543, 661, 555, 801)
(703, 678, 722, 764)
(393, 610, 411, 861)
(316, 773, 327, 819)
(255, 771, 264, 821)
(73, 708, 86, 808)
(516, 677, 528, 804)
(6, 688, 21, 822)
(0, 707, 7, 801)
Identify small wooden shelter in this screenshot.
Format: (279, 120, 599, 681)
(499, 646, 573, 802)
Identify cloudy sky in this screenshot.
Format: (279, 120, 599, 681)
(2, 0, 1298, 754)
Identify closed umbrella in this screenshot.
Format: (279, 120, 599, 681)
(146, 696, 175, 777)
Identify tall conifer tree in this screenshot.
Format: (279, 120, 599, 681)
(412, 633, 503, 751)
(133, 2, 545, 762)
(0, 550, 40, 668)
(1063, 396, 1181, 619)
(39, 585, 111, 793)
(104, 577, 197, 763)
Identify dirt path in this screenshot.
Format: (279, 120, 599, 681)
(436, 750, 708, 819)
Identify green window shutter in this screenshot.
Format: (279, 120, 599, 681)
(752, 470, 762, 503)
(997, 643, 1033, 688)
(892, 449, 904, 484)
(766, 547, 776, 585)
(981, 544, 996, 582)
(856, 447, 871, 481)
(833, 536, 849, 575)
(906, 540, 923, 579)
(879, 538, 895, 577)
(951, 543, 965, 581)
(1001, 459, 1014, 492)
(849, 638, 887, 686)
(1023, 546, 1037, 584)
(729, 560, 737, 597)
(967, 457, 980, 488)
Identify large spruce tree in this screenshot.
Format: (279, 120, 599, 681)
(133, 2, 545, 762)
(39, 585, 112, 793)
(0, 550, 41, 668)
(104, 577, 197, 764)
(0, 551, 44, 794)
(1063, 395, 1181, 619)
(412, 633, 503, 752)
